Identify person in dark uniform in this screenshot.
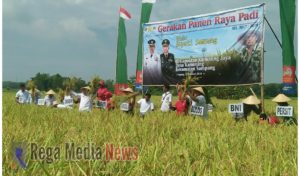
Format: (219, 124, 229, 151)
(160, 39, 178, 84)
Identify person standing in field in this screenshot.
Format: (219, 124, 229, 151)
(137, 93, 154, 118)
(72, 86, 93, 112)
(120, 88, 139, 115)
(96, 80, 112, 110)
(44, 89, 56, 106)
(175, 91, 189, 116)
(161, 84, 172, 112)
(97, 80, 112, 101)
(15, 83, 31, 104)
(186, 87, 208, 118)
(143, 39, 162, 85)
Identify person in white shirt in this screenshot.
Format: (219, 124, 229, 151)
(137, 93, 154, 117)
(44, 89, 56, 106)
(143, 39, 162, 85)
(15, 83, 30, 104)
(72, 86, 92, 112)
(161, 84, 172, 112)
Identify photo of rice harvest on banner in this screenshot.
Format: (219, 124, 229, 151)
(143, 4, 265, 86)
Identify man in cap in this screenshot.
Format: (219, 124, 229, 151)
(143, 39, 162, 85)
(160, 39, 177, 84)
(15, 83, 30, 104)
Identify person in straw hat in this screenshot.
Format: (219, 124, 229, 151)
(186, 86, 208, 118)
(121, 87, 139, 115)
(272, 93, 296, 125)
(72, 86, 93, 112)
(240, 95, 262, 121)
(272, 93, 291, 106)
(44, 89, 56, 106)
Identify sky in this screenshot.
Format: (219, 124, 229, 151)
(3, 0, 298, 83)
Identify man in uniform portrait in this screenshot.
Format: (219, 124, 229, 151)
(160, 39, 178, 84)
(143, 39, 162, 85)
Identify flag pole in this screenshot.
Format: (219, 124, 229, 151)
(260, 13, 266, 113)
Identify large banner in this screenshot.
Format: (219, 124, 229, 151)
(143, 4, 265, 85)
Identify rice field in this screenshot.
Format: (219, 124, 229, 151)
(2, 91, 298, 175)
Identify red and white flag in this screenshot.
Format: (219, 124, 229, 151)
(119, 7, 131, 20)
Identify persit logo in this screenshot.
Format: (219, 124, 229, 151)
(11, 142, 27, 169)
(105, 144, 138, 161)
(283, 66, 296, 84)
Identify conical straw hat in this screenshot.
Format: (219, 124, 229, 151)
(122, 88, 133, 93)
(81, 86, 91, 91)
(272, 94, 291, 103)
(46, 89, 56, 95)
(242, 95, 260, 105)
(192, 87, 205, 95)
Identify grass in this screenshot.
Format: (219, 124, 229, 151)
(2, 91, 298, 175)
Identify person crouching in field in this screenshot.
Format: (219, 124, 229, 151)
(161, 84, 172, 112)
(137, 93, 154, 118)
(57, 87, 76, 109)
(72, 86, 93, 112)
(240, 95, 262, 121)
(121, 88, 139, 115)
(186, 87, 208, 118)
(272, 93, 297, 125)
(44, 89, 56, 106)
(16, 83, 31, 104)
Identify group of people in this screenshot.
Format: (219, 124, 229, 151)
(15, 81, 209, 118)
(15, 81, 296, 124)
(231, 93, 296, 125)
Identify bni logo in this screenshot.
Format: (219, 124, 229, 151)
(11, 142, 27, 169)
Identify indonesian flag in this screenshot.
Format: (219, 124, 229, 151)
(115, 7, 131, 95)
(120, 7, 131, 20)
